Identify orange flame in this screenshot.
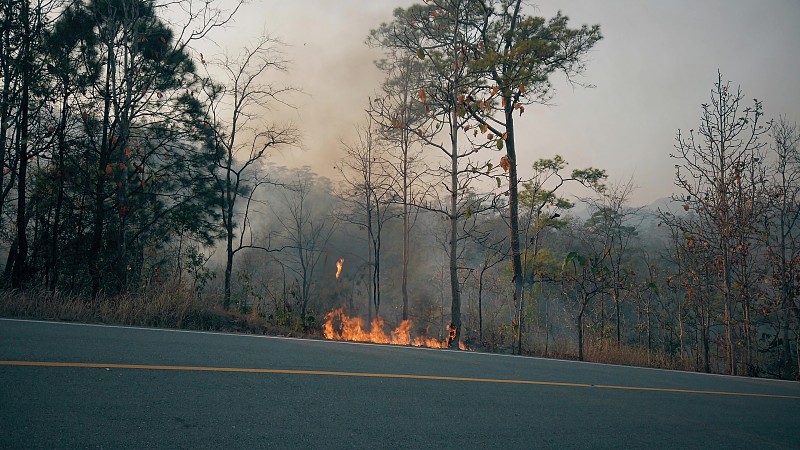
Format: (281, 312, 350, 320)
(335, 258, 345, 280)
(323, 308, 467, 350)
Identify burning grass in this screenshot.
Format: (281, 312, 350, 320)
(323, 308, 468, 350)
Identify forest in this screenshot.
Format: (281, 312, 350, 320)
(1, 0, 798, 380)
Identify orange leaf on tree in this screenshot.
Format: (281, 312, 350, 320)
(499, 156, 510, 172)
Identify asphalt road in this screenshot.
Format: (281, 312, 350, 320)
(1, 318, 799, 449)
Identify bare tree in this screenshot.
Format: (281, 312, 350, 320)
(335, 122, 398, 320)
(200, 34, 297, 309)
(668, 72, 770, 375)
(763, 117, 800, 379)
(561, 220, 610, 361)
(273, 171, 335, 327)
(583, 179, 641, 347)
(463, 212, 507, 343)
(366, 52, 428, 321)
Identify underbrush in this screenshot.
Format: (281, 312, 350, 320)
(475, 331, 691, 372)
(582, 343, 687, 371)
(0, 280, 305, 337)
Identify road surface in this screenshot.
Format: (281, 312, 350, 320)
(1, 318, 798, 449)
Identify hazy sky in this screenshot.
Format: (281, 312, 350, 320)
(202, 0, 800, 205)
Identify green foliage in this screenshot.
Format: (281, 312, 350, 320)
(471, 8, 602, 106)
(572, 168, 607, 192)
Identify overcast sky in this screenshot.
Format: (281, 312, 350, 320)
(202, 0, 800, 205)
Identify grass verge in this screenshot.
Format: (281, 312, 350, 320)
(0, 280, 305, 337)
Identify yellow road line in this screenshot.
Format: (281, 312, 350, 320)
(2, 360, 798, 400)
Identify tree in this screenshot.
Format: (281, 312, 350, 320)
(514, 155, 605, 353)
(199, 35, 297, 309)
(366, 51, 428, 321)
(463, 210, 507, 342)
(583, 179, 640, 347)
(40, 1, 98, 291)
(668, 72, 770, 375)
(464, 1, 602, 336)
(0, 0, 60, 288)
(28, 0, 240, 296)
(336, 122, 398, 320)
(561, 221, 609, 361)
(273, 170, 336, 327)
(371, 0, 496, 347)
(763, 117, 800, 379)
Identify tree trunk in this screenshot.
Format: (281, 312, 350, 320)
(448, 110, 461, 349)
(223, 220, 233, 309)
(367, 227, 374, 322)
(114, 35, 135, 294)
(678, 293, 684, 364)
(0, 1, 13, 229)
(373, 233, 381, 318)
(89, 40, 116, 298)
(401, 76, 411, 322)
(505, 105, 524, 351)
(743, 293, 753, 375)
(577, 310, 585, 361)
(702, 305, 711, 373)
(11, 2, 30, 289)
(478, 266, 485, 341)
(402, 201, 409, 321)
(11, 76, 28, 289)
(48, 85, 69, 291)
(614, 288, 622, 346)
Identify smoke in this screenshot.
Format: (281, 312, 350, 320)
(204, 0, 418, 180)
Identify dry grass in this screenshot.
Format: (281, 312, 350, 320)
(583, 343, 688, 371)
(522, 339, 692, 372)
(0, 280, 299, 336)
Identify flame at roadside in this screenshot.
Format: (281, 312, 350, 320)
(323, 308, 467, 350)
